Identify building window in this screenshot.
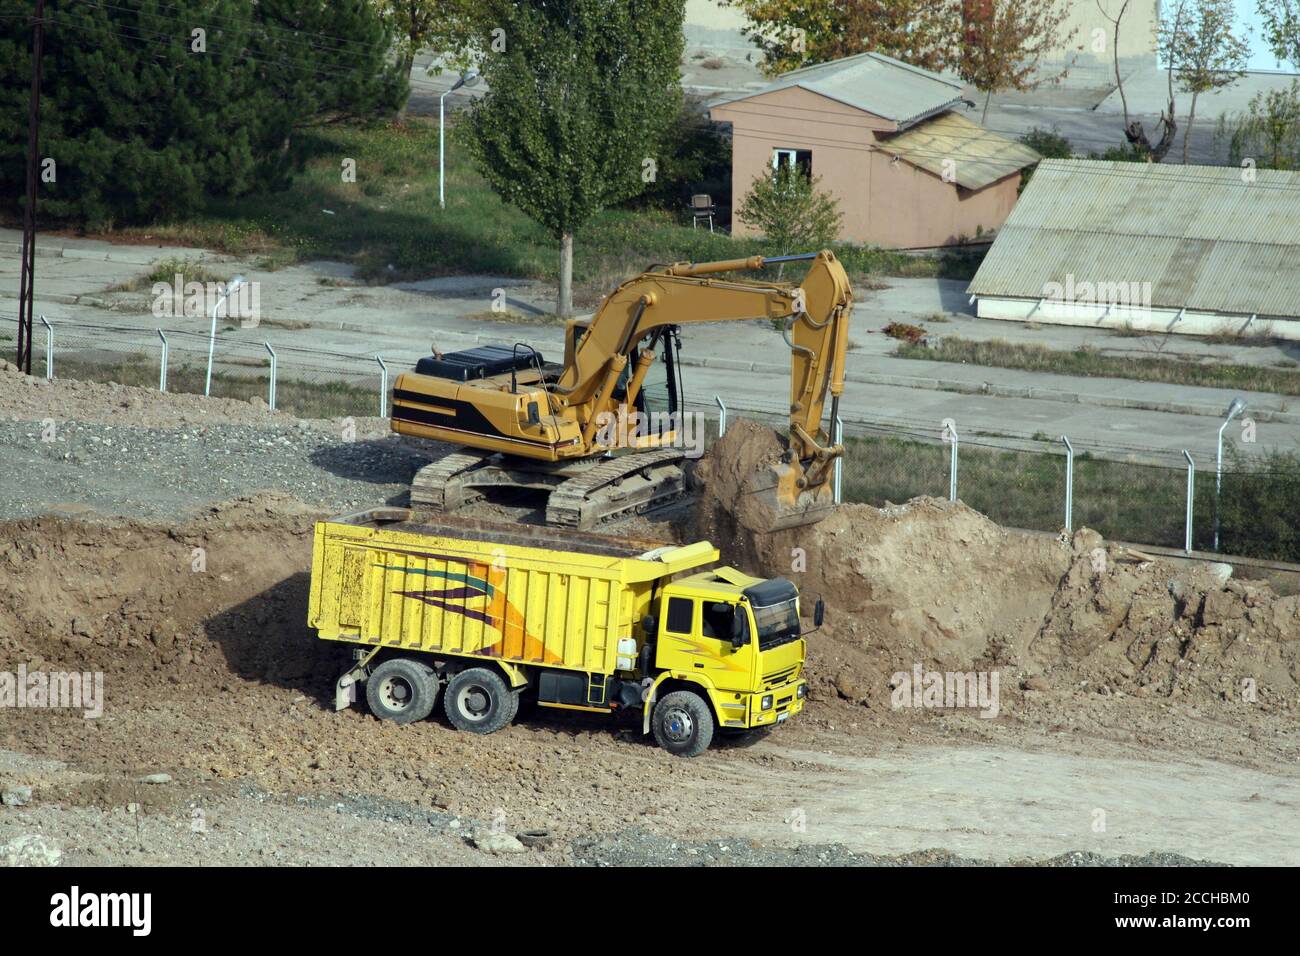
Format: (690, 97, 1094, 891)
(772, 148, 812, 178)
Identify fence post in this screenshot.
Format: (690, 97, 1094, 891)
(715, 395, 727, 438)
(1183, 450, 1195, 554)
(39, 315, 52, 380)
(157, 330, 168, 392)
(265, 342, 277, 412)
(833, 415, 844, 504)
(1060, 435, 1074, 533)
(376, 355, 389, 417)
(944, 419, 959, 502)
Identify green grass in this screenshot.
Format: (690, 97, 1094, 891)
(840, 434, 1300, 561)
(896, 337, 1300, 397)
(91, 118, 983, 291)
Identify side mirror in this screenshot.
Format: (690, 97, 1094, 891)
(813, 598, 825, 628)
(730, 612, 748, 649)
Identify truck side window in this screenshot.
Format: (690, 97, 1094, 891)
(700, 602, 734, 640)
(665, 597, 693, 634)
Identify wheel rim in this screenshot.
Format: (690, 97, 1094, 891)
(378, 675, 414, 712)
(662, 707, 694, 743)
(456, 683, 493, 722)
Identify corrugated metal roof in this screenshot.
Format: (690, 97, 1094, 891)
(710, 52, 965, 128)
(967, 160, 1300, 317)
(877, 111, 1039, 189)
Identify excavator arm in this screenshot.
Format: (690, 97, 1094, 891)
(551, 250, 852, 511)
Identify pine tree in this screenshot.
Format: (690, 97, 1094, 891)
(0, 0, 404, 227)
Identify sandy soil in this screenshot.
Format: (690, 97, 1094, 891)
(1, 380, 1298, 866)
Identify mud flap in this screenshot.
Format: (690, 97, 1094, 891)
(334, 646, 382, 711)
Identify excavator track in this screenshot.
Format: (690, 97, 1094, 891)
(409, 451, 497, 510)
(545, 449, 688, 529)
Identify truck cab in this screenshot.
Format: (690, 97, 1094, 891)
(646, 568, 814, 754)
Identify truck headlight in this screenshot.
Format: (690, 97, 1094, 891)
(761, 695, 773, 710)
(796, 684, 806, 699)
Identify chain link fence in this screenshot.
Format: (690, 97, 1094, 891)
(21, 315, 391, 419)
(7, 314, 1299, 563)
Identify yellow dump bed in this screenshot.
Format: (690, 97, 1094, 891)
(308, 508, 718, 676)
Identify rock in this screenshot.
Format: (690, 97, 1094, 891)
(139, 773, 172, 785)
(833, 673, 869, 704)
(1021, 676, 1050, 692)
(2, 786, 33, 807)
(471, 830, 526, 855)
(0, 834, 61, 867)
(517, 829, 555, 849)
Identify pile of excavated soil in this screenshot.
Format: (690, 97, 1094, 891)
(691, 419, 1300, 715)
(0, 357, 296, 428)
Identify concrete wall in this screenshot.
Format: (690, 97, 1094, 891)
(712, 86, 1024, 248)
(975, 296, 1300, 341)
(1040, 0, 1161, 84)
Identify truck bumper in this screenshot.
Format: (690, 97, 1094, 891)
(719, 679, 806, 729)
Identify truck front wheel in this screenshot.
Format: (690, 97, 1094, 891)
(366, 658, 439, 725)
(652, 691, 715, 757)
(445, 668, 519, 735)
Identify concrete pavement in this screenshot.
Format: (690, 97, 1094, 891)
(3, 229, 1297, 465)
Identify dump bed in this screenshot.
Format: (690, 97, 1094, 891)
(308, 509, 718, 676)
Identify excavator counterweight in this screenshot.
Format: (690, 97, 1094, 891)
(390, 250, 853, 531)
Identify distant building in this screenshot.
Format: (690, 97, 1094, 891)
(709, 52, 1040, 249)
(967, 159, 1300, 340)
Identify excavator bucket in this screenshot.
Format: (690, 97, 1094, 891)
(735, 458, 838, 534)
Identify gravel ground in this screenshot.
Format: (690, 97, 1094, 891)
(0, 418, 425, 521)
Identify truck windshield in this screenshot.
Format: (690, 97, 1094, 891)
(743, 578, 801, 650)
(751, 599, 800, 650)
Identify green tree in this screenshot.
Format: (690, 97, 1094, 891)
(734, 164, 843, 265)
(1166, 0, 1248, 163)
(464, 0, 685, 317)
(0, 0, 404, 228)
(1258, 0, 1300, 70)
(1218, 81, 1300, 170)
(373, 0, 477, 118)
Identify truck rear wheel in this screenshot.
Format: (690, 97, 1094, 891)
(652, 690, 714, 757)
(445, 668, 519, 735)
(366, 658, 439, 725)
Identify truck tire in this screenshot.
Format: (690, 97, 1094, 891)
(652, 690, 714, 757)
(444, 667, 519, 735)
(366, 658, 439, 725)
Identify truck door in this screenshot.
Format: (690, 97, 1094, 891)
(658, 595, 753, 693)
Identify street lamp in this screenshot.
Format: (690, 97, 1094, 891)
(1214, 396, 1247, 551)
(205, 274, 245, 397)
(440, 71, 480, 209)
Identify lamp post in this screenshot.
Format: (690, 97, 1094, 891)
(1214, 397, 1247, 552)
(205, 274, 245, 397)
(439, 71, 480, 209)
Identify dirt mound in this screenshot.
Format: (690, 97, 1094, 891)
(1032, 533, 1300, 703)
(0, 492, 324, 684)
(0, 357, 298, 428)
(689, 418, 787, 534)
(691, 419, 1300, 713)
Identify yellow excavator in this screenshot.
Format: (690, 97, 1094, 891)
(389, 250, 853, 531)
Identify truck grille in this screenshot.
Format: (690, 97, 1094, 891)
(763, 665, 798, 689)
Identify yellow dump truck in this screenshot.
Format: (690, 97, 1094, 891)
(307, 508, 819, 756)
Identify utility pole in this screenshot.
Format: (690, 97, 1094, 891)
(16, 0, 47, 375)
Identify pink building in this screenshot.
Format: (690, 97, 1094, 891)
(709, 53, 1040, 249)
